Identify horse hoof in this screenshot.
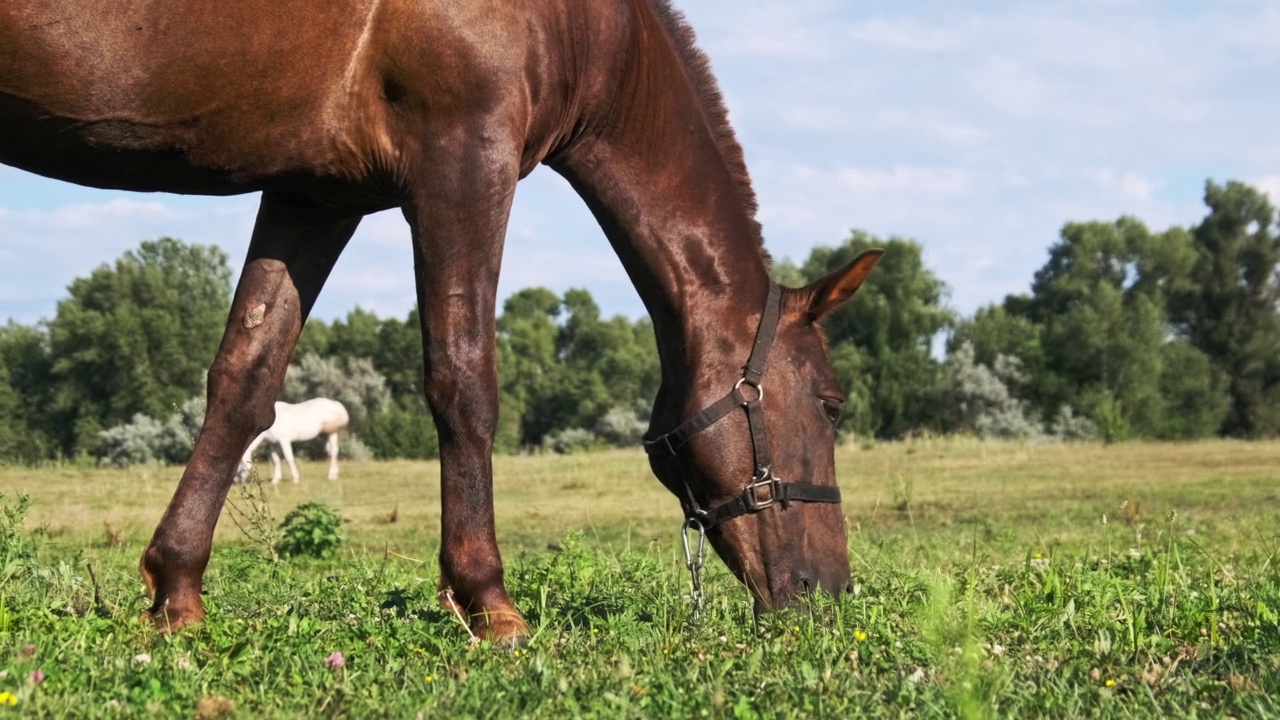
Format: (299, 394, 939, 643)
(144, 602, 205, 634)
(495, 633, 528, 651)
(479, 612, 530, 649)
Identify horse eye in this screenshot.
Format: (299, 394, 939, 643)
(819, 397, 844, 425)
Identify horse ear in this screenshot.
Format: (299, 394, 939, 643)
(801, 249, 883, 322)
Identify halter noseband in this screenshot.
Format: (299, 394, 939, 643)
(643, 282, 842, 530)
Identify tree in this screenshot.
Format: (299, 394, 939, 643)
(972, 216, 1227, 440)
(0, 323, 57, 461)
(495, 287, 659, 448)
(1170, 180, 1280, 437)
(786, 231, 953, 438)
(46, 238, 231, 455)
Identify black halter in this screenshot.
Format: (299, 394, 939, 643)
(643, 282, 842, 529)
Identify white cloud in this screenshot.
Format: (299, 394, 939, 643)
(0, 198, 176, 234)
(1086, 169, 1157, 202)
(1255, 176, 1280, 205)
(846, 18, 963, 53)
(833, 166, 972, 195)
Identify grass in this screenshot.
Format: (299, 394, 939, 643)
(1, 438, 1278, 717)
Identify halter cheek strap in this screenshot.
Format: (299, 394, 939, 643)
(643, 282, 842, 530)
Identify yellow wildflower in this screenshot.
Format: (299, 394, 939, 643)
(1105, 679, 1116, 687)
(0, 692, 17, 706)
(424, 675, 435, 683)
(854, 629, 868, 642)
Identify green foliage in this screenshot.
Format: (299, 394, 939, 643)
(1170, 180, 1280, 437)
(497, 287, 659, 448)
(363, 400, 440, 460)
(0, 324, 56, 462)
(0, 495, 37, 579)
(1156, 340, 1231, 440)
(786, 231, 953, 438)
(1026, 219, 1181, 436)
(274, 502, 345, 560)
(4, 179, 1280, 463)
(45, 237, 230, 456)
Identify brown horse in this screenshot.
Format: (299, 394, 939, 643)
(0, 0, 881, 642)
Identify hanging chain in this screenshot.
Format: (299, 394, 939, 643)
(681, 516, 707, 618)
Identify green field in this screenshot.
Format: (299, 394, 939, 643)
(1, 439, 1279, 718)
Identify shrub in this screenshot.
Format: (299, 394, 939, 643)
(283, 354, 390, 432)
(1049, 405, 1095, 441)
(943, 343, 1043, 440)
(541, 427, 599, 454)
(97, 412, 193, 467)
(594, 405, 647, 447)
(274, 502, 344, 560)
(96, 395, 205, 468)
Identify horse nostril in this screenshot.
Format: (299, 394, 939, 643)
(797, 572, 813, 593)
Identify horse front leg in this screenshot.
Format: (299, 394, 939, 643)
(404, 143, 528, 646)
(139, 192, 361, 632)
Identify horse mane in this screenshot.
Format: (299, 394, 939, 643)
(646, 0, 770, 266)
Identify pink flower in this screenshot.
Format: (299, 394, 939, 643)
(29, 669, 45, 684)
(324, 651, 345, 670)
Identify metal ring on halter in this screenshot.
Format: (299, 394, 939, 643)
(732, 377, 763, 406)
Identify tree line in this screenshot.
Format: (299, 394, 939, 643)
(0, 179, 1276, 465)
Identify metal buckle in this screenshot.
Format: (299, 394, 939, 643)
(732, 377, 763, 406)
(742, 469, 781, 511)
(681, 516, 707, 617)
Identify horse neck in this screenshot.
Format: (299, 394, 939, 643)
(548, 1, 772, 380)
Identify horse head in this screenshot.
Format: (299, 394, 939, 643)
(647, 249, 882, 612)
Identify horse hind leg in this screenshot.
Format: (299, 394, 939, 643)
(269, 446, 285, 484)
(278, 439, 300, 483)
(326, 432, 339, 480)
(139, 191, 361, 633)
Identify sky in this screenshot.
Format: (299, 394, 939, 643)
(3, 0, 1279, 327)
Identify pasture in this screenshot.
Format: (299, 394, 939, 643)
(1, 439, 1278, 718)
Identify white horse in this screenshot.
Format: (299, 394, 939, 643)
(237, 398, 349, 484)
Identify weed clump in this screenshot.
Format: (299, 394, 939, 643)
(275, 502, 345, 559)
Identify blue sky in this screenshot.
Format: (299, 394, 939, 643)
(3, 0, 1278, 326)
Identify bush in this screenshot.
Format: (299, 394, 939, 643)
(97, 412, 194, 467)
(541, 427, 599, 454)
(1049, 405, 1095, 441)
(0, 495, 38, 582)
(283, 354, 390, 432)
(275, 502, 344, 560)
(96, 395, 205, 468)
(943, 343, 1043, 440)
(594, 405, 647, 447)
